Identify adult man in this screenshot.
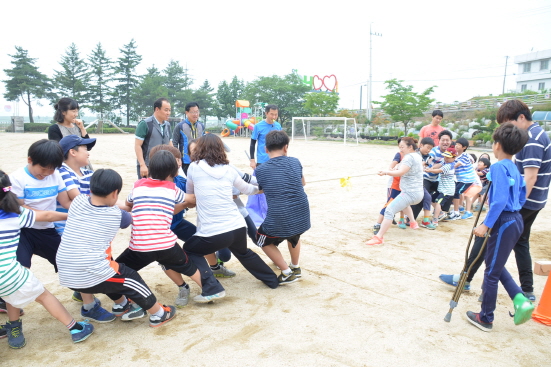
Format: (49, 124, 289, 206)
(250, 104, 281, 169)
(419, 110, 444, 146)
(135, 98, 173, 179)
(172, 102, 206, 175)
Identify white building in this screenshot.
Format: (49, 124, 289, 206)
(515, 49, 551, 92)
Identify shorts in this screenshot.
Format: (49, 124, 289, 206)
(2, 272, 45, 308)
(17, 227, 61, 271)
(433, 192, 454, 212)
(480, 183, 489, 196)
(256, 225, 302, 248)
(454, 182, 473, 199)
(115, 244, 197, 277)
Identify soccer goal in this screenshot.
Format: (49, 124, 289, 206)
(291, 117, 359, 145)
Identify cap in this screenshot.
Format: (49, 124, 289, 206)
(446, 147, 458, 156)
(59, 135, 97, 156)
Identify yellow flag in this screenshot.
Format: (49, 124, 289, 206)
(340, 177, 351, 189)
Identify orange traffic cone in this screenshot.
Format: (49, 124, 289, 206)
(533, 274, 551, 326)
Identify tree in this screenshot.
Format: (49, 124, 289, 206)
(114, 39, 142, 126)
(3, 46, 51, 123)
(163, 60, 193, 113)
(215, 76, 244, 120)
(374, 79, 435, 135)
(303, 92, 340, 116)
(52, 43, 90, 104)
(87, 43, 113, 120)
(242, 72, 310, 127)
(131, 66, 169, 120)
(192, 80, 215, 122)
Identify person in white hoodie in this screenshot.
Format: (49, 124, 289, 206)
(184, 134, 279, 302)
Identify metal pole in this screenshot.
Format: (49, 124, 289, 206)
(368, 23, 373, 122)
(502, 56, 509, 95)
(360, 86, 363, 111)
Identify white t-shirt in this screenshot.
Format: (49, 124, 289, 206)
(9, 166, 67, 229)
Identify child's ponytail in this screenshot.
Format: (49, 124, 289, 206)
(0, 171, 21, 214)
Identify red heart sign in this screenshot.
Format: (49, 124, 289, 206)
(323, 75, 337, 91)
(313, 75, 324, 90)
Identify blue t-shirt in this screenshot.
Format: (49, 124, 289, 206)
(483, 159, 526, 228)
(455, 152, 477, 183)
(252, 120, 282, 164)
(515, 123, 551, 210)
(424, 146, 445, 181)
(170, 175, 187, 230)
(256, 156, 310, 237)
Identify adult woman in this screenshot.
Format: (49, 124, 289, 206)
(366, 137, 424, 245)
(47, 98, 90, 141)
(184, 134, 278, 302)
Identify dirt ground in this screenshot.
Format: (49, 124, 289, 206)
(0, 132, 550, 366)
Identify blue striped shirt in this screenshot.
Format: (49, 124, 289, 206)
(515, 123, 551, 210)
(424, 146, 445, 181)
(455, 153, 478, 183)
(55, 164, 93, 234)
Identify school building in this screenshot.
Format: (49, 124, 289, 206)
(515, 49, 551, 93)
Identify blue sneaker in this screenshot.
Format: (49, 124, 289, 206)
(397, 219, 407, 229)
(459, 206, 465, 213)
(71, 322, 94, 343)
(5, 319, 26, 349)
(461, 211, 473, 220)
(439, 274, 470, 291)
(81, 303, 116, 323)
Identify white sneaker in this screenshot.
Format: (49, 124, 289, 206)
(193, 291, 226, 304)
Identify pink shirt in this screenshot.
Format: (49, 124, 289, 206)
(419, 124, 445, 146)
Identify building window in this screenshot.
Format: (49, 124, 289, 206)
(521, 84, 527, 91)
(542, 59, 549, 70)
(523, 63, 531, 73)
(539, 82, 545, 90)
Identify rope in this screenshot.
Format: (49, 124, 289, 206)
(308, 173, 378, 184)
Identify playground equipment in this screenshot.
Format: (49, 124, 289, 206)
(85, 119, 128, 134)
(222, 100, 265, 137)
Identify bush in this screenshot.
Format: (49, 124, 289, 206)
(19, 123, 51, 132)
(206, 126, 224, 134)
(473, 132, 493, 143)
(473, 108, 497, 122)
(86, 127, 135, 134)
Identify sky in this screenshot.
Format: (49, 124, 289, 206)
(1, 0, 550, 119)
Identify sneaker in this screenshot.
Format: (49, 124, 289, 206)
(112, 300, 134, 316)
(437, 212, 448, 221)
(459, 206, 465, 213)
(175, 286, 190, 308)
(212, 265, 236, 278)
(290, 266, 302, 278)
(466, 311, 492, 332)
(461, 211, 473, 220)
(373, 223, 381, 235)
(438, 274, 470, 291)
(71, 321, 94, 343)
(81, 303, 116, 323)
(121, 304, 145, 321)
(0, 299, 24, 316)
(5, 319, 26, 349)
(72, 292, 101, 306)
(432, 219, 439, 227)
(524, 292, 536, 302)
(278, 272, 299, 284)
(512, 293, 535, 325)
(149, 305, 176, 327)
(397, 219, 407, 229)
(409, 221, 419, 230)
(405, 216, 411, 227)
(194, 291, 226, 303)
(0, 324, 6, 339)
(420, 221, 436, 230)
(366, 235, 384, 245)
(473, 203, 481, 211)
(447, 212, 461, 221)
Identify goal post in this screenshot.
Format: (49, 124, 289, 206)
(291, 117, 359, 145)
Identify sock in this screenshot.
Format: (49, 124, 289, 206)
(152, 305, 165, 318)
(178, 282, 190, 289)
(455, 211, 460, 215)
(282, 268, 292, 276)
(452, 274, 460, 283)
(290, 263, 299, 269)
(116, 297, 128, 307)
(83, 301, 96, 311)
(66, 319, 83, 331)
(210, 264, 221, 270)
(423, 217, 430, 222)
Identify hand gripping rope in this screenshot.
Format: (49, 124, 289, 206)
(444, 181, 492, 323)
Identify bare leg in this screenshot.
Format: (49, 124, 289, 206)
(262, 244, 289, 271)
(81, 293, 95, 304)
(375, 218, 393, 239)
(376, 213, 384, 224)
(164, 269, 202, 288)
(433, 203, 442, 220)
(423, 209, 431, 218)
(288, 240, 301, 265)
(34, 289, 73, 325)
(465, 196, 473, 212)
(402, 206, 415, 224)
(204, 253, 217, 266)
(453, 198, 459, 212)
(147, 302, 161, 315)
(6, 303, 21, 322)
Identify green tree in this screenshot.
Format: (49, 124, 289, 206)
(163, 60, 193, 113)
(52, 43, 90, 104)
(242, 72, 310, 127)
(114, 39, 142, 126)
(3, 46, 51, 123)
(192, 80, 215, 122)
(303, 92, 340, 116)
(374, 79, 436, 135)
(87, 43, 114, 120)
(215, 76, 244, 120)
(131, 66, 169, 120)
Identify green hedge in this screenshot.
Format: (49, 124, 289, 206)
(86, 127, 135, 134)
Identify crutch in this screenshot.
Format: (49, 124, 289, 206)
(444, 182, 492, 322)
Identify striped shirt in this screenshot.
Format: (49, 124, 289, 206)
(256, 156, 310, 237)
(455, 152, 478, 183)
(9, 166, 66, 229)
(54, 164, 93, 234)
(57, 195, 131, 289)
(424, 146, 445, 182)
(128, 179, 185, 252)
(0, 208, 35, 297)
(515, 123, 551, 210)
(438, 163, 456, 196)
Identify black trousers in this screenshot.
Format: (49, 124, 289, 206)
(412, 179, 439, 219)
(184, 227, 278, 296)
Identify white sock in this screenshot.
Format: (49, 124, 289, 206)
(455, 211, 460, 215)
(116, 297, 128, 307)
(452, 274, 460, 282)
(290, 263, 299, 269)
(282, 268, 292, 276)
(152, 306, 164, 318)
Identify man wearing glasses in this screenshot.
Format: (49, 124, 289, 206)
(173, 102, 206, 175)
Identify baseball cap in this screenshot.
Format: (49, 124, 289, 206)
(59, 135, 97, 156)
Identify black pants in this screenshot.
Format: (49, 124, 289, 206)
(115, 244, 197, 277)
(182, 163, 190, 176)
(184, 227, 278, 296)
(71, 263, 157, 310)
(412, 179, 439, 219)
(17, 227, 60, 271)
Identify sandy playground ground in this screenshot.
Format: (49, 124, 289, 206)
(0, 132, 550, 366)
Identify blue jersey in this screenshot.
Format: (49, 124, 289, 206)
(252, 120, 282, 164)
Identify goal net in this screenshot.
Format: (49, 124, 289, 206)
(291, 117, 359, 145)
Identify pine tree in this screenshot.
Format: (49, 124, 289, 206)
(52, 43, 90, 104)
(2, 46, 51, 123)
(114, 39, 142, 126)
(163, 60, 193, 113)
(87, 43, 113, 120)
(131, 66, 169, 120)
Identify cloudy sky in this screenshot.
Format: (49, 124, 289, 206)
(1, 0, 550, 119)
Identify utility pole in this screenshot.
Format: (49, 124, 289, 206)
(502, 56, 509, 95)
(368, 23, 382, 122)
(359, 86, 363, 111)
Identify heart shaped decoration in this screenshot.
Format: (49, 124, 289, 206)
(323, 75, 337, 91)
(313, 75, 324, 90)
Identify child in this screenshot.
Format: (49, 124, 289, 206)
(474, 157, 491, 211)
(0, 171, 93, 348)
(425, 148, 456, 226)
(255, 130, 311, 283)
(366, 138, 423, 245)
(466, 123, 534, 332)
(417, 137, 436, 230)
(452, 138, 479, 220)
(57, 169, 177, 327)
